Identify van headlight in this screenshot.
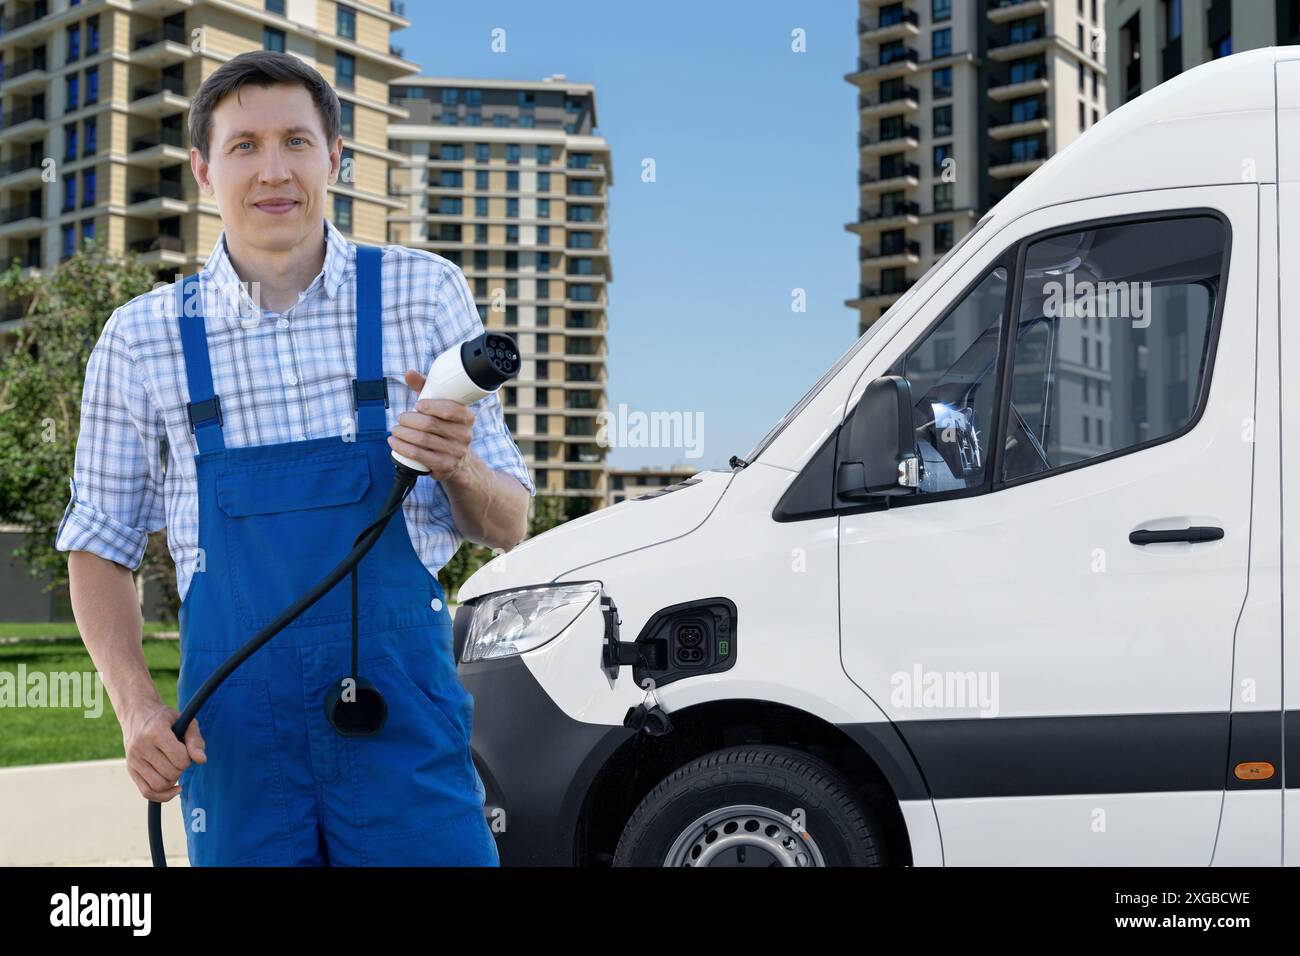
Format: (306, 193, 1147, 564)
(463, 582, 602, 662)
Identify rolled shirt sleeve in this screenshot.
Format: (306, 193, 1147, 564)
(54, 309, 166, 571)
(433, 261, 536, 497)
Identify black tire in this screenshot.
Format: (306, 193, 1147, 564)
(613, 745, 886, 867)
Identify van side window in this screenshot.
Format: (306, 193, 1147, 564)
(1002, 215, 1227, 482)
(890, 267, 1008, 494)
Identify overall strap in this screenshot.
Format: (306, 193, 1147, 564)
(175, 273, 226, 454)
(352, 244, 388, 433)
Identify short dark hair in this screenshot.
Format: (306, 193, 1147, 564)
(188, 50, 341, 163)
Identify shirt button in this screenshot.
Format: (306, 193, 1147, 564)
(277, 318, 289, 330)
(285, 373, 298, 386)
(430, 598, 443, 612)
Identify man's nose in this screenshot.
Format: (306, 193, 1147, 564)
(257, 146, 292, 182)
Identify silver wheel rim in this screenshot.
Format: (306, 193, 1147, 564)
(662, 803, 828, 867)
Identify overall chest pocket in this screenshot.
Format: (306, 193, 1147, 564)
(216, 452, 379, 631)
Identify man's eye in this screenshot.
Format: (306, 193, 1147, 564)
(290, 137, 306, 146)
(235, 142, 252, 150)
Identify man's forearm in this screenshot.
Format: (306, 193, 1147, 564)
(67, 550, 160, 721)
(441, 450, 530, 551)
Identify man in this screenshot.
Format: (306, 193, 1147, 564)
(55, 51, 533, 866)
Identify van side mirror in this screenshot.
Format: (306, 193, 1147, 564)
(836, 375, 920, 500)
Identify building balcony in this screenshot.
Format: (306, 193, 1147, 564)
(849, 278, 916, 307)
(131, 23, 191, 67)
(0, 2, 46, 37)
(987, 74, 1049, 101)
(2, 54, 47, 93)
(128, 76, 190, 118)
(989, 109, 1050, 140)
(858, 9, 919, 43)
(858, 123, 920, 155)
(850, 201, 921, 231)
(858, 84, 920, 117)
(859, 239, 921, 266)
(987, 24, 1052, 61)
(987, 0, 1049, 23)
(128, 128, 188, 168)
(0, 104, 46, 142)
(0, 154, 42, 186)
(859, 162, 920, 192)
(847, 47, 920, 84)
(0, 201, 43, 237)
(129, 234, 187, 266)
(126, 180, 187, 216)
(131, 0, 195, 14)
(989, 156, 1047, 179)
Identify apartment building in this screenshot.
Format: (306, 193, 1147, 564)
(0, 0, 416, 329)
(386, 76, 612, 513)
(1108, 0, 1300, 108)
(847, 0, 1107, 334)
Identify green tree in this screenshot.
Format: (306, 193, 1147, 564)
(0, 239, 167, 614)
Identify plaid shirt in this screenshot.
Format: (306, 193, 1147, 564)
(55, 218, 535, 602)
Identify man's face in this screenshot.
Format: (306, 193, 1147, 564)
(191, 82, 341, 251)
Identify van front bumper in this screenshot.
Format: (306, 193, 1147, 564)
(461, 654, 634, 866)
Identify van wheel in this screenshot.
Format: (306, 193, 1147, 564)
(612, 745, 885, 867)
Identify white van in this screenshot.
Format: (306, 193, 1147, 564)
(453, 48, 1300, 866)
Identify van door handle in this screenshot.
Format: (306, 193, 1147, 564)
(1129, 526, 1224, 545)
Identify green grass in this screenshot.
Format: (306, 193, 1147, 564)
(0, 621, 174, 639)
(0, 638, 180, 768)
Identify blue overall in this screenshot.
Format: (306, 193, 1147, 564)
(174, 245, 499, 866)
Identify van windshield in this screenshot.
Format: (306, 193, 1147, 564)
(743, 213, 994, 465)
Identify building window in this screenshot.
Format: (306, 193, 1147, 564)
(932, 66, 953, 98)
(933, 104, 952, 137)
(506, 170, 519, 191)
(506, 225, 518, 244)
(81, 218, 94, 247)
(264, 27, 285, 52)
(62, 223, 75, 261)
(441, 88, 460, 106)
(64, 124, 78, 162)
(1092, 108, 1099, 125)
(438, 197, 463, 214)
(442, 113, 459, 126)
(538, 145, 552, 165)
(63, 177, 76, 213)
(933, 182, 953, 211)
(85, 66, 98, 104)
(83, 116, 96, 155)
(1212, 35, 1232, 58)
(474, 197, 488, 216)
(340, 101, 355, 136)
(87, 15, 99, 54)
(1091, 69, 1099, 99)
(932, 0, 951, 22)
(336, 5, 356, 40)
(1079, 61, 1086, 91)
(537, 172, 550, 191)
(475, 170, 488, 190)
(466, 113, 482, 126)
(506, 144, 521, 164)
(932, 28, 951, 58)
(335, 52, 356, 90)
(932, 144, 951, 176)
(334, 194, 353, 231)
(439, 143, 463, 160)
(476, 143, 490, 162)
(466, 89, 483, 106)
(538, 225, 550, 244)
(1076, 23, 1084, 49)
(1078, 100, 1085, 130)
(266, 0, 286, 14)
(537, 198, 550, 219)
(492, 114, 508, 127)
(67, 24, 80, 64)
(933, 220, 954, 253)
(506, 197, 519, 218)
(1164, 0, 1183, 40)
(82, 168, 95, 206)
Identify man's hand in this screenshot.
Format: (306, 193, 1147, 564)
(387, 369, 476, 481)
(122, 700, 206, 802)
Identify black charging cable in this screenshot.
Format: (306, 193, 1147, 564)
(147, 462, 423, 867)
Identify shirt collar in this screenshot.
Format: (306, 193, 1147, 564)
(197, 218, 353, 328)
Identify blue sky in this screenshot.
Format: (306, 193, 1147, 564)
(396, 2, 860, 471)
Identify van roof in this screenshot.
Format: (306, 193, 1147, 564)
(985, 47, 1300, 230)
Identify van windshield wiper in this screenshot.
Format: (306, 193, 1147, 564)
(729, 455, 749, 470)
